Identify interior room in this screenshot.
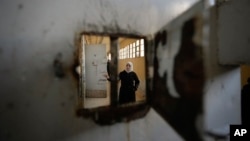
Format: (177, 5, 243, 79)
(81, 35, 146, 109)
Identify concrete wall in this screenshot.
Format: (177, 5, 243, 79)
(218, 0, 250, 64)
(203, 5, 241, 137)
(0, 0, 199, 141)
(150, 1, 242, 140)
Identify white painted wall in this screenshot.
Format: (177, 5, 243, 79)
(0, 0, 245, 140)
(0, 0, 198, 141)
(203, 5, 241, 138)
(153, 2, 242, 140)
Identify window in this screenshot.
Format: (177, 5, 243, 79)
(130, 44, 132, 58)
(119, 39, 145, 59)
(133, 43, 135, 58)
(78, 34, 148, 126)
(140, 39, 144, 57)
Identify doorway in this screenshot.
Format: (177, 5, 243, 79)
(80, 34, 146, 109)
(118, 37, 146, 103)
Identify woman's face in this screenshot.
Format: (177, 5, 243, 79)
(126, 63, 131, 71)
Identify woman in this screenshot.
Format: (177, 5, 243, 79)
(106, 62, 140, 104)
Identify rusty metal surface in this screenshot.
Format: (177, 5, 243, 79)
(151, 2, 205, 141)
(0, 0, 204, 141)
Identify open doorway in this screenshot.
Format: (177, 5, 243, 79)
(81, 35, 110, 109)
(118, 37, 146, 103)
(79, 34, 146, 109)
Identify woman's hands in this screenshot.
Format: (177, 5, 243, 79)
(103, 73, 110, 80)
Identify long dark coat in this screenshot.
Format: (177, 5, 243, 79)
(119, 70, 140, 104)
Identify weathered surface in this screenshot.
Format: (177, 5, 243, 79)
(0, 0, 199, 141)
(152, 3, 205, 141)
(217, 0, 250, 64)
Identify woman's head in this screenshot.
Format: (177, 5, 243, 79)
(126, 62, 133, 72)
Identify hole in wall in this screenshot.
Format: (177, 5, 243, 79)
(76, 33, 150, 125)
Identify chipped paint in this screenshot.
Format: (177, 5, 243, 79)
(155, 30, 180, 98)
(2, 0, 232, 141)
(152, 2, 206, 141)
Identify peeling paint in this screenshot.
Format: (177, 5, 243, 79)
(155, 29, 180, 98)
(152, 3, 205, 140)
(0, 0, 219, 141)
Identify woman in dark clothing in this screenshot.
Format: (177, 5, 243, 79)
(105, 62, 140, 104)
(118, 62, 140, 104)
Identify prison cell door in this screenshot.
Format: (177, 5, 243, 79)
(83, 44, 109, 108)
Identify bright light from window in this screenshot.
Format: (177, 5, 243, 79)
(119, 38, 145, 59)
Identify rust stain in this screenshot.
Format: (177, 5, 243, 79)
(173, 17, 204, 141)
(152, 17, 205, 141)
(53, 53, 65, 78)
(71, 35, 81, 82)
(173, 17, 204, 102)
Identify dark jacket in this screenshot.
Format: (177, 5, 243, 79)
(119, 70, 140, 104)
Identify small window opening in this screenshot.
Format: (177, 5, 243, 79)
(77, 33, 149, 125)
(80, 35, 146, 108)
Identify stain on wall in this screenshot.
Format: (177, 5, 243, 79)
(152, 15, 205, 141)
(0, 0, 210, 141)
(172, 17, 204, 141)
(53, 53, 65, 78)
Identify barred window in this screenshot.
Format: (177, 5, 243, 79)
(119, 39, 144, 59)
